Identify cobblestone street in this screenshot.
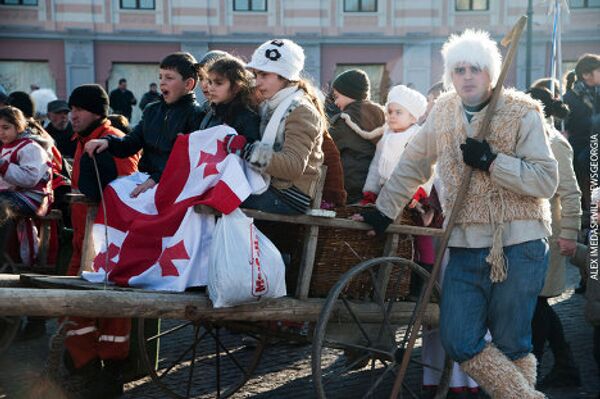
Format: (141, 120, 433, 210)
(1, 264, 598, 399)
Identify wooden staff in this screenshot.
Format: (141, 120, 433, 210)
(389, 16, 528, 399)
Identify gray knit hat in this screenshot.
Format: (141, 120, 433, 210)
(198, 50, 229, 67)
(332, 69, 370, 101)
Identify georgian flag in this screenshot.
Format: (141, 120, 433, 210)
(82, 126, 268, 292)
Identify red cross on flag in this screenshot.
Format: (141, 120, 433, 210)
(82, 126, 268, 291)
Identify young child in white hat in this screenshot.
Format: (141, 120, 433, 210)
(361, 84, 428, 205)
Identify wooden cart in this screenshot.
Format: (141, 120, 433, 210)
(0, 186, 450, 399)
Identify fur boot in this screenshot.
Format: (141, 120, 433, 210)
(460, 344, 546, 399)
(513, 353, 538, 388)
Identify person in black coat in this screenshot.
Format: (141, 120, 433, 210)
(109, 78, 137, 121)
(139, 83, 161, 111)
(45, 99, 76, 158)
(563, 54, 600, 231)
(199, 56, 260, 142)
(84, 52, 206, 197)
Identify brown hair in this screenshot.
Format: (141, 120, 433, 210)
(531, 77, 561, 97)
(564, 70, 576, 92)
(296, 78, 327, 124)
(271, 74, 327, 128)
(159, 52, 201, 88)
(526, 87, 570, 119)
(207, 56, 254, 104)
(574, 53, 600, 81)
(563, 54, 600, 92)
(0, 106, 28, 133)
(207, 56, 257, 124)
(108, 114, 131, 134)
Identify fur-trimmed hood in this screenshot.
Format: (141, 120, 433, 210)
(339, 113, 386, 141)
(332, 100, 386, 143)
(19, 129, 54, 152)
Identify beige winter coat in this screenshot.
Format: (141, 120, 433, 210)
(266, 102, 325, 197)
(540, 127, 582, 297)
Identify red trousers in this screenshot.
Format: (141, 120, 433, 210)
(65, 203, 131, 368)
(64, 317, 131, 368)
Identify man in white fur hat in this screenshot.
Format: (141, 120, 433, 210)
(356, 29, 558, 398)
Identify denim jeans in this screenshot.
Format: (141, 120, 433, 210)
(241, 187, 302, 215)
(440, 239, 549, 362)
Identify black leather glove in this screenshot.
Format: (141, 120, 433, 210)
(459, 138, 497, 171)
(361, 209, 393, 236)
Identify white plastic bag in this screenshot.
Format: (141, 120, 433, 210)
(208, 208, 286, 308)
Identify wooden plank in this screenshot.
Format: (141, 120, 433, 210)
(0, 287, 438, 325)
(19, 274, 169, 293)
(295, 225, 319, 299)
(0, 274, 22, 288)
(295, 164, 325, 298)
(375, 233, 402, 294)
(194, 205, 444, 237)
(78, 205, 98, 275)
(243, 209, 445, 236)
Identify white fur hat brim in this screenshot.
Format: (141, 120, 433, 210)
(246, 39, 305, 81)
(441, 29, 502, 90)
(386, 85, 428, 120)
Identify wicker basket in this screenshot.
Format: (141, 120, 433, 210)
(257, 206, 415, 300)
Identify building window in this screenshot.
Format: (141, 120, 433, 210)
(233, 0, 267, 12)
(456, 0, 489, 11)
(0, 0, 38, 5)
(120, 0, 155, 10)
(344, 0, 377, 12)
(570, 0, 600, 7)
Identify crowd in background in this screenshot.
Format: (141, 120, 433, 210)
(0, 38, 598, 399)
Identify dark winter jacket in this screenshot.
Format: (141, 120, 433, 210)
(139, 90, 162, 111)
(329, 100, 386, 203)
(109, 88, 137, 120)
(563, 83, 600, 152)
(199, 100, 260, 142)
(45, 122, 76, 159)
(105, 93, 205, 183)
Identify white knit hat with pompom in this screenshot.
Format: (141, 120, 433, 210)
(246, 39, 305, 81)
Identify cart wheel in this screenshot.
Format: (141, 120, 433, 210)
(312, 256, 450, 399)
(0, 316, 20, 356)
(137, 318, 266, 399)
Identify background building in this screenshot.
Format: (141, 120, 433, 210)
(1, 0, 599, 124)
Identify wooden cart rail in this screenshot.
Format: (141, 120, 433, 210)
(0, 274, 439, 326)
(207, 207, 445, 237)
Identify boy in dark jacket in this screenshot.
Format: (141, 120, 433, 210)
(85, 52, 205, 197)
(328, 69, 386, 203)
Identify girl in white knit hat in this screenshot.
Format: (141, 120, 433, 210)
(361, 84, 440, 312)
(361, 84, 428, 206)
(231, 39, 325, 214)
